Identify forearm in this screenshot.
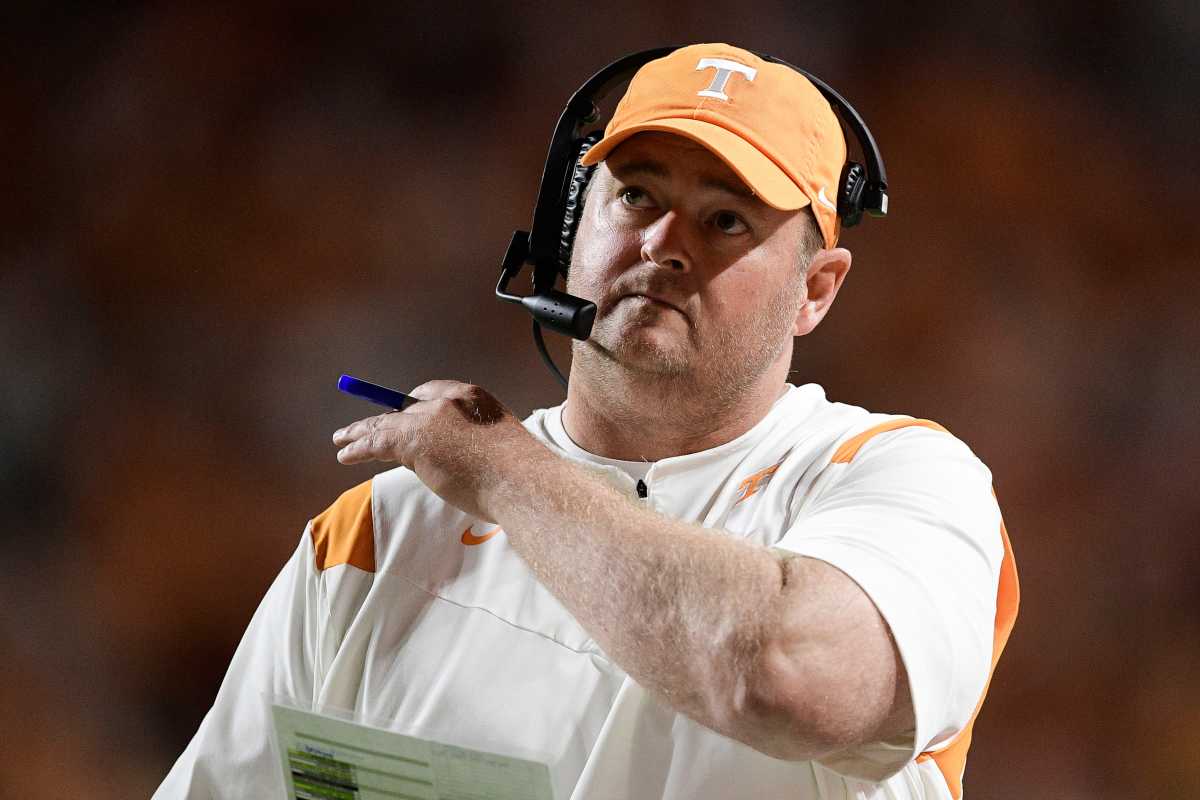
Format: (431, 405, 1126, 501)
(333, 383, 904, 757)
(488, 447, 793, 743)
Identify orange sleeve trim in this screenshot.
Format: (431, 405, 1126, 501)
(830, 418, 949, 464)
(916, 515, 1020, 799)
(310, 480, 376, 573)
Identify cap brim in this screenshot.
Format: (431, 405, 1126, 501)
(579, 118, 811, 212)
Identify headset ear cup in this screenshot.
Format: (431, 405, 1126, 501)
(838, 161, 866, 228)
(559, 132, 604, 275)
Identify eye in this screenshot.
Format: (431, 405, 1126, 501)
(712, 210, 748, 235)
(619, 187, 655, 209)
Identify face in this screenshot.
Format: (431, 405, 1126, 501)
(566, 132, 816, 397)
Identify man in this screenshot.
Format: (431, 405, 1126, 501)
(157, 43, 1017, 799)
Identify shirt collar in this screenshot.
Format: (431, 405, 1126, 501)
(540, 383, 824, 486)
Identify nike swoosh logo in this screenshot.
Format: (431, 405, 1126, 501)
(817, 187, 837, 212)
(461, 525, 503, 546)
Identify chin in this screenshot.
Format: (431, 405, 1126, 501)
(614, 337, 692, 376)
(584, 312, 687, 369)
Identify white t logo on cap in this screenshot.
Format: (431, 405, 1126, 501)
(695, 57, 757, 101)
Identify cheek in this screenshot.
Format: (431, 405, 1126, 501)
(565, 247, 604, 300)
(702, 258, 798, 329)
(703, 261, 762, 316)
(567, 212, 640, 296)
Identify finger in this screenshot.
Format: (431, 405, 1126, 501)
(332, 411, 398, 447)
(411, 381, 504, 424)
(336, 435, 379, 464)
(336, 422, 411, 465)
(407, 379, 472, 402)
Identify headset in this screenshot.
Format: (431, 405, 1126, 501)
(495, 46, 889, 391)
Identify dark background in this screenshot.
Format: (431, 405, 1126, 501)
(3, 2, 1198, 797)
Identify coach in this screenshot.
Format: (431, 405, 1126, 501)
(157, 43, 1017, 800)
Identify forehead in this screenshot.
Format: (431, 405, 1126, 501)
(601, 132, 758, 200)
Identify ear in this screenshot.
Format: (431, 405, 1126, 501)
(792, 248, 852, 336)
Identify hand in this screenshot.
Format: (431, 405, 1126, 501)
(332, 380, 547, 520)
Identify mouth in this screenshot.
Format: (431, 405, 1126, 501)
(621, 293, 684, 315)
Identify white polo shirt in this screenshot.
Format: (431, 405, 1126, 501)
(155, 383, 1018, 800)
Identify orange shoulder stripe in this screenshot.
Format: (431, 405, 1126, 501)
(830, 418, 949, 464)
(917, 515, 1020, 798)
(831, 416, 1019, 797)
(310, 480, 376, 573)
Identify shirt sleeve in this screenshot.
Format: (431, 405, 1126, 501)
(152, 528, 323, 799)
(772, 425, 1004, 783)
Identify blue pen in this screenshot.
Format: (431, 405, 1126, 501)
(337, 374, 416, 410)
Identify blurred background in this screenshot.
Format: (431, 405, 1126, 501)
(3, 1, 1198, 797)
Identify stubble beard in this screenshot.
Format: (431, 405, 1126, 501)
(568, 272, 803, 420)
(594, 300, 693, 376)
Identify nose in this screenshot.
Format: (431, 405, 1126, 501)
(640, 210, 692, 272)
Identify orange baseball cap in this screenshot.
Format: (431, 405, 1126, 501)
(580, 43, 847, 248)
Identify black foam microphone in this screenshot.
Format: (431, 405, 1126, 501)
(518, 288, 596, 339)
(495, 232, 596, 340)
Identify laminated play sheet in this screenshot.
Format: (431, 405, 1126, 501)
(271, 704, 554, 800)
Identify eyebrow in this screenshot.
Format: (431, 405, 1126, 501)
(610, 158, 757, 201)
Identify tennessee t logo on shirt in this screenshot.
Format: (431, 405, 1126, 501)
(734, 461, 782, 505)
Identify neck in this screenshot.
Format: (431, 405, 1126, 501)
(561, 346, 793, 463)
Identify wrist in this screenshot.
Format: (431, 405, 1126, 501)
(479, 435, 562, 525)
